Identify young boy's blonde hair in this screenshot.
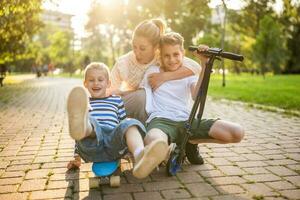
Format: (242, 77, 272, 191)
(159, 32, 184, 51)
(84, 62, 110, 81)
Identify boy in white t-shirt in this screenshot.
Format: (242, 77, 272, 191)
(135, 32, 245, 178)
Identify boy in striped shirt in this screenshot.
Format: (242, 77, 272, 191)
(67, 62, 168, 179)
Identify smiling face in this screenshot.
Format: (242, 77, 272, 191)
(132, 36, 158, 64)
(84, 68, 111, 98)
(160, 44, 184, 72)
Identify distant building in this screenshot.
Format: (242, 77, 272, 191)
(41, 10, 73, 32)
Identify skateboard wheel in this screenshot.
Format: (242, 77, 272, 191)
(89, 178, 99, 188)
(110, 176, 120, 187)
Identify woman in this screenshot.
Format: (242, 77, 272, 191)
(110, 19, 200, 123)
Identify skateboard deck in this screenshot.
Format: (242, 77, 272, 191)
(89, 161, 121, 188)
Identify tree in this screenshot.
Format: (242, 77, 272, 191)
(85, 0, 131, 65)
(0, 0, 43, 65)
(47, 30, 74, 71)
(237, 0, 276, 37)
(280, 0, 300, 73)
(253, 15, 287, 76)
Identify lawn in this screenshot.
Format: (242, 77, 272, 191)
(208, 73, 300, 111)
(1, 73, 300, 113)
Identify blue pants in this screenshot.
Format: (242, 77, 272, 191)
(76, 118, 146, 162)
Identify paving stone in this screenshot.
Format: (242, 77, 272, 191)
(133, 191, 163, 200)
(243, 167, 269, 174)
(25, 169, 51, 179)
(0, 177, 23, 185)
(211, 194, 253, 200)
(30, 188, 73, 199)
(6, 164, 40, 172)
(243, 173, 282, 182)
(0, 184, 18, 193)
(241, 183, 277, 196)
(283, 176, 300, 187)
(207, 176, 246, 185)
(215, 184, 245, 194)
(0, 161, 10, 169)
(266, 166, 298, 176)
(176, 171, 205, 183)
(73, 190, 102, 200)
(265, 159, 298, 166)
(46, 180, 73, 189)
(102, 183, 144, 194)
(265, 180, 297, 190)
(143, 181, 181, 192)
(73, 178, 89, 192)
(186, 182, 219, 197)
(1, 171, 25, 178)
(218, 166, 247, 176)
(161, 188, 191, 199)
(235, 161, 268, 168)
(199, 169, 225, 178)
(206, 158, 233, 166)
(0, 192, 29, 200)
(279, 189, 300, 199)
(103, 193, 132, 200)
(18, 179, 47, 192)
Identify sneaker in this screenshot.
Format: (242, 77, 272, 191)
(133, 140, 168, 179)
(185, 143, 204, 165)
(67, 87, 90, 141)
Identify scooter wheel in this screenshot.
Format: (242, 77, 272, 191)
(110, 175, 120, 187)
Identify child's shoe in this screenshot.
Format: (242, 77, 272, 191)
(67, 87, 92, 141)
(133, 140, 168, 179)
(185, 143, 204, 165)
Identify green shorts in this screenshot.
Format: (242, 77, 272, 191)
(146, 118, 219, 144)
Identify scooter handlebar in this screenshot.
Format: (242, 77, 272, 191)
(188, 46, 244, 62)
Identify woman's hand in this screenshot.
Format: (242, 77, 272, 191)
(148, 73, 166, 91)
(192, 44, 210, 63)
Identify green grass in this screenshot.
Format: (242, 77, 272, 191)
(1, 73, 300, 114)
(208, 73, 300, 111)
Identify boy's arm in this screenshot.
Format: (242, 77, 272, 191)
(139, 66, 159, 89)
(190, 45, 210, 100)
(148, 57, 200, 91)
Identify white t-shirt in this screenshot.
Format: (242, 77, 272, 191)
(140, 66, 198, 123)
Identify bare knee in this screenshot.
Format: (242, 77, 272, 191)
(144, 128, 168, 145)
(210, 120, 244, 143)
(231, 124, 245, 143)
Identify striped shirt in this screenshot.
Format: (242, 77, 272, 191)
(89, 95, 126, 129)
(74, 95, 126, 157)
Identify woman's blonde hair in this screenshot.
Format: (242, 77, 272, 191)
(133, 19, 166, 47)
(84, 62, 110, 81)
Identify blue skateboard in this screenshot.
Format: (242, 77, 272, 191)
(89, 161, 121, 188)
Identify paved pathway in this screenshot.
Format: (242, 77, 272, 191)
(0, 77, 299, 200)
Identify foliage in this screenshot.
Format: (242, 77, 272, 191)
(280, 0, 300, 73)
(47, 30, 74, 70)
(235, 0, 276, 37)
(0, 0, 43, 64)
(252, 15, 287, 75)
(84, 0, 211, 65)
